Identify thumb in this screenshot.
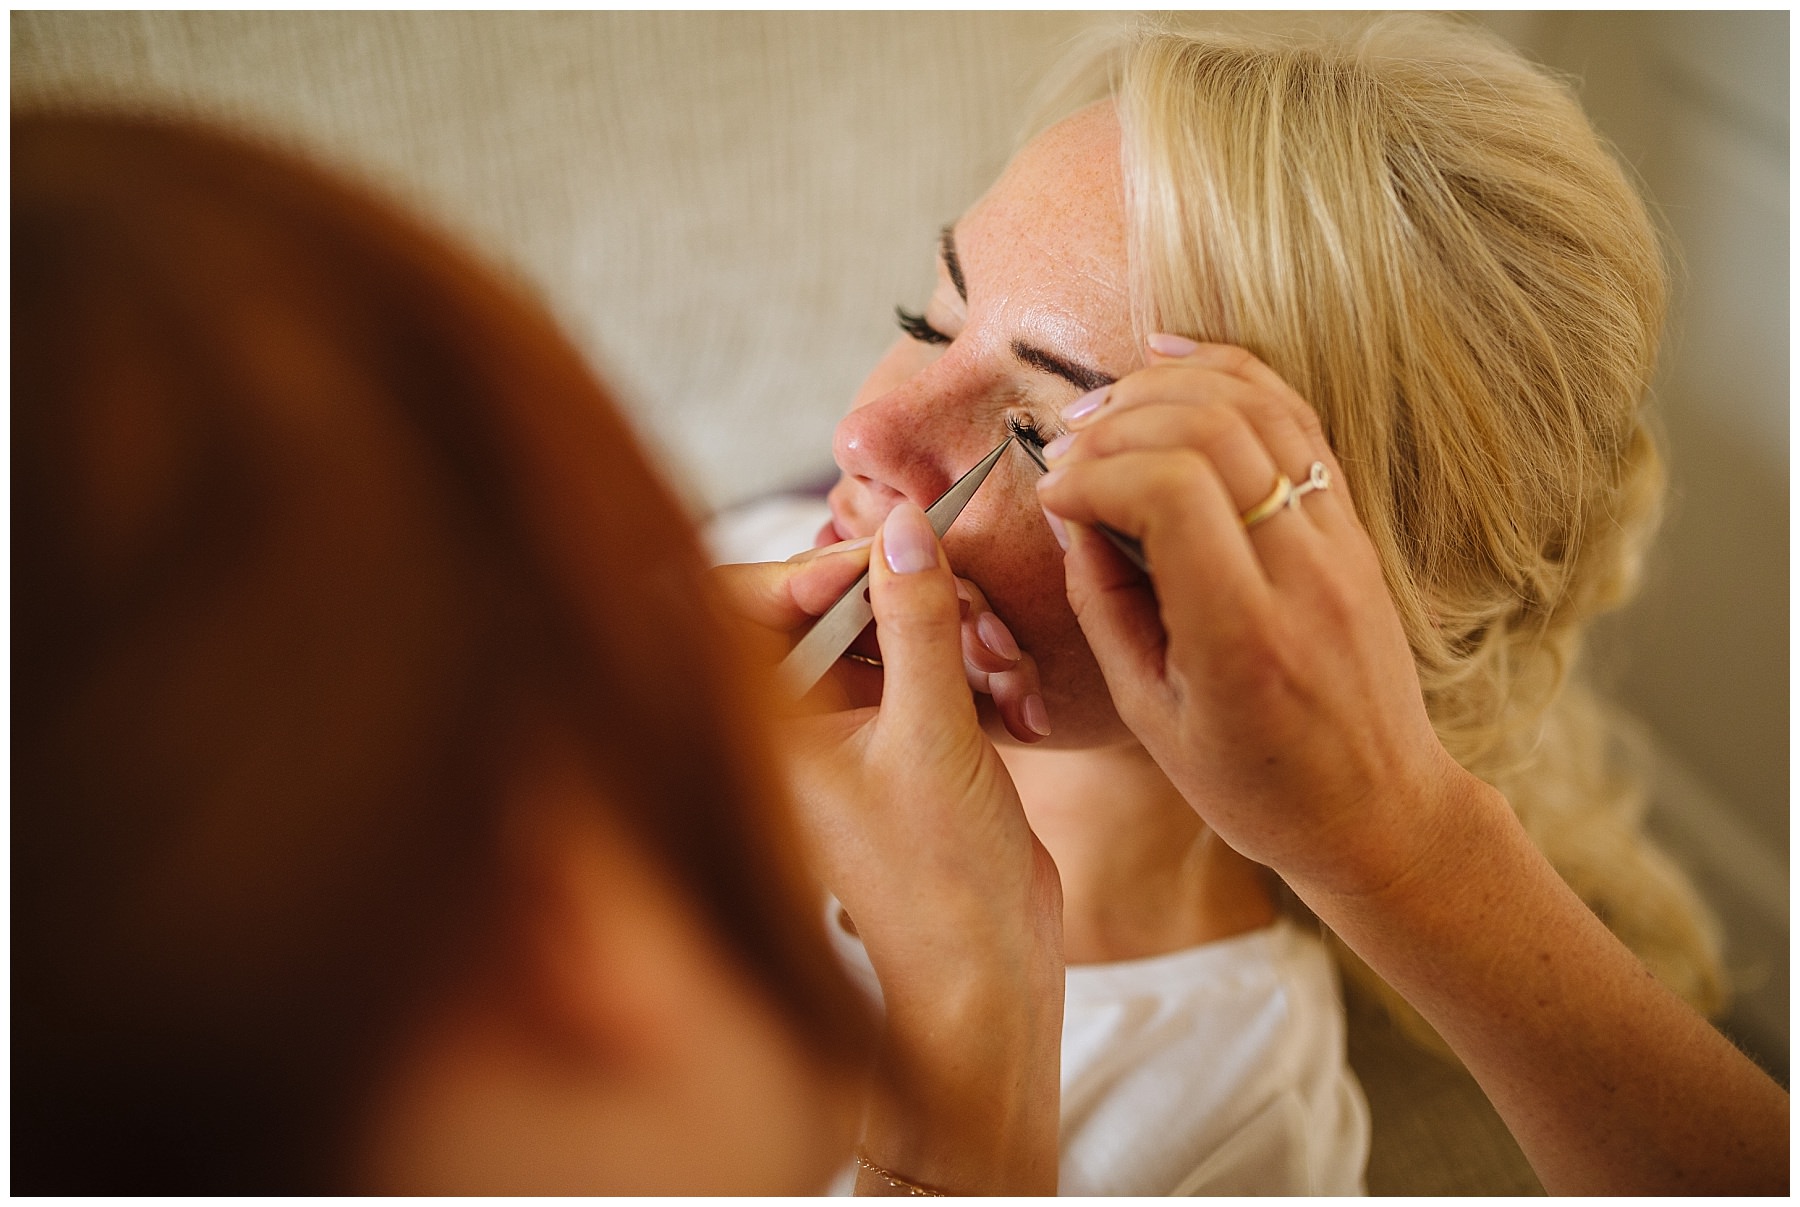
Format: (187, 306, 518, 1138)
(1060, 520, 1168, 703)
(868, 501, 978, 739)
(711, 540, 872, 632)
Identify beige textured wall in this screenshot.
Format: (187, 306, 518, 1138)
(13, 10, 1105, 511)
(15, 10, 1786, 1072)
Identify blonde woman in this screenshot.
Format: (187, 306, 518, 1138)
(726, 13, 1772, 1194)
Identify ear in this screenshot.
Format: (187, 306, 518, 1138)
(501, 747, 701, 1076)
(362, 734, 858, 1192)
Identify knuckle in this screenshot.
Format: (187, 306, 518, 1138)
(953, 576, 990, 617)
(1288, 399, 1328, 446)
(1162, 445, 1218, 493)
(1104, 371, 1146, 412)
(1213, 402, 1261, 449)
(1144, 448, 1220, 524)
(1214, 344, 1261, 378)
(875, 580, 960, 632)
(1306, 564, 1360, 632)
(1077, 414, 1120, 459)
(1239, 389, 1285, 430)
(1219, 617, 1291, 702)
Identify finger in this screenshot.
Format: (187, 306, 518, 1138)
(1038, 448, 1272, 645)
(986, 660, 1053, 743)
(1058, 361, 1243, 429)
(1058, 518, 1168, 704)
(1051, 401, 1286, 529)
(1143, 336, 1293, 399)
(1136, 341, 1357, 530)
(867, 501, 979, 740)
(1222, 383, 1359, 536)
(1054, 398, 1336, 586)
(714, 539, 873, 631)
(952, 576, 1048, 743)
(1063, 371, 1358, 554)
(956, 576, 1024, 675)
(785, 537, 877, 615)
(1058, 340, 1281, 432)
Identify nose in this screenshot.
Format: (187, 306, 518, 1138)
(832, 366, 976, 516)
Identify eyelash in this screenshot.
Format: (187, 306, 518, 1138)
(1006, 414, 1049, 448)
(895, 306, 952, 346)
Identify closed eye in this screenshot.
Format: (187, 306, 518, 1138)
(895, 306, 952, 346)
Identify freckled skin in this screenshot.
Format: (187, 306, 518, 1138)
(825, 105, 1143, 746)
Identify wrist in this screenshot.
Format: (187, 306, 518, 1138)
(1290, 754, 1513, 921)
(877, 957, 1063, 1091)
(860, 963, 1064, 1195)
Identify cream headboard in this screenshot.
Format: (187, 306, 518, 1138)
(13, 11, 1116, 512)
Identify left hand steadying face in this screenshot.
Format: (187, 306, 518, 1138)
(1034, 337, 1476, 901)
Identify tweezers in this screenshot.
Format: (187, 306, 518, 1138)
(778, 436, 1013, 697)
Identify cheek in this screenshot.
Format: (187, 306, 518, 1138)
(944, 478, 1131, 744)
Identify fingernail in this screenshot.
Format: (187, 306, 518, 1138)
(882, 502, 938, 574)
(976, 612, 1021, 662)
(1043, 432, 1077, 462)
(1061, 386, 1110, 424)
(791, 535, 871, 562)
(1023, 693, 1052, 737)
(1147, 332, 1201, 358)
(1043, 509, 1070, 552)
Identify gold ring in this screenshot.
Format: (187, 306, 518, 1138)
(842, 651, 884, 668)
(1239, 473, 1292, 530)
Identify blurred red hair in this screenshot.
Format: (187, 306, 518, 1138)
(12, 111, 870, 1192)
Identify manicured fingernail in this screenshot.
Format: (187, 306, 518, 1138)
(1042, 508, 1070, 551)
(1061, 386, 1110, 424)
(1147, 332, 1201, 357)
(1023, 693, 1052, 737)
(1043, 432, 1077, 462)
(977, 612, 1021, 662)
(882, 502, 938, 574)
(792, 535, 871, 562)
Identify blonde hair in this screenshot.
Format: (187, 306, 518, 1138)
(1038, 13, 1725, 1044)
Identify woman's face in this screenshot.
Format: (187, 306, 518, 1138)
(821, 103, 1141, 744)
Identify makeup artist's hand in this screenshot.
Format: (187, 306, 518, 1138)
(1033, 338, 1472, 900)
(713, 538, 1050, 744)
(712, 508, 1063, 1194)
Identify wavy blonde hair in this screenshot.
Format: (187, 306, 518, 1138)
(1036, 13, 1725, 1044)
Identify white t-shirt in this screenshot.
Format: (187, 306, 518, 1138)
(708, 498, 1368, 1195)
(825, 906, 1369, 1195)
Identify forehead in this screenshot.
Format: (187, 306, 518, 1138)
(955, 103, 1132, 362)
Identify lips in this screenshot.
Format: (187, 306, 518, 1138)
(818, 485, 876, 550)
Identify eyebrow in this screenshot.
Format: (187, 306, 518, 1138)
(939, 225, 1114, 395)
(1011, 340, 1115, 393)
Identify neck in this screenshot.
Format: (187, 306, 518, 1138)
(999, 740, 1275, 965)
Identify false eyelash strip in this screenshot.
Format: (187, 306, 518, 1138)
(1006, 414, 1047, 445)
